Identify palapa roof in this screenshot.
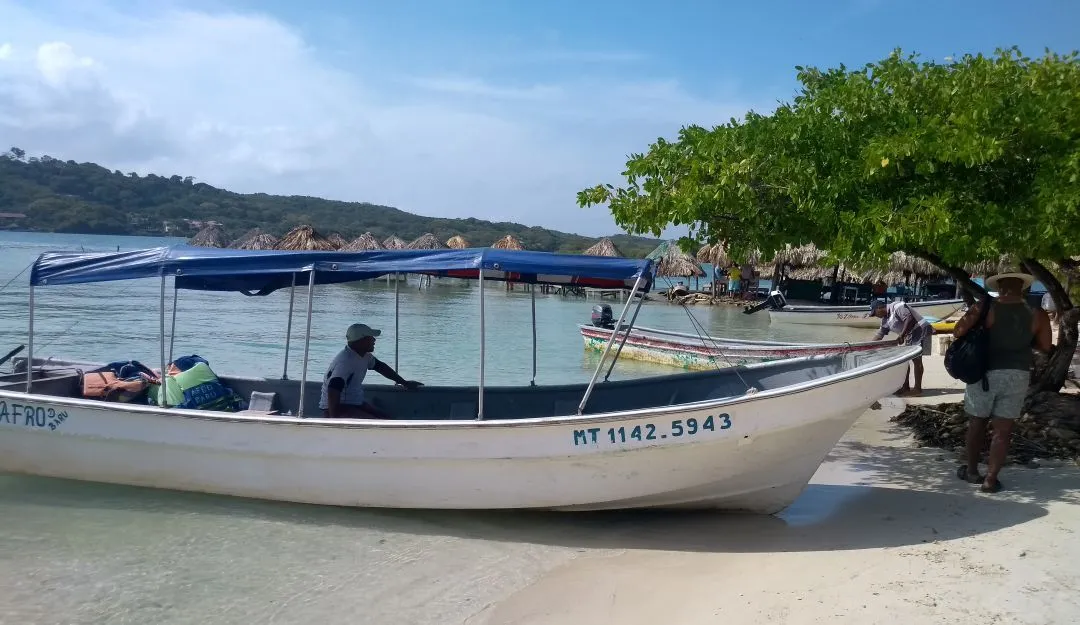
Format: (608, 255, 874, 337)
(407, 232, 446, 250)
(650, 241, 705, 278)
(446, 235, 471, 249)
(583, 237, 624, 257)
(230, 228, 279, 250)
(382, 235, 407, 250)
(342, 232, 384, 252)
(189, 224, 228, 248)
(237, 233, 279, 250)
(274, 225, 337, 251)
(492, 234, 525, 250)
(326, 232, 348, 250)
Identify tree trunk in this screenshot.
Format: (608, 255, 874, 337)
(910, 249, 986, 304)
(830, 264, 840, 304)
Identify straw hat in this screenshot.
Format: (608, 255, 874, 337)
(985, 272, 1034, 291)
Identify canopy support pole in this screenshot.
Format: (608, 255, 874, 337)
(578, 276, 645, 415)
(168, 281, 178, 366)
(282, 273, 297, 380)
(159, 273, 169, 408)
(394, 275, 401, 371)
(477, 267, 485, 420)
(297, 270, 316, 417)
(25, 285, 34, 393)
(530, 286, 537, 386)
(603, 289, 647, 382)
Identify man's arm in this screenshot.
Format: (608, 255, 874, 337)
(373, 359, 422, 390)
(326, 378, 345, 417)
(1033, 308, 1054, 353)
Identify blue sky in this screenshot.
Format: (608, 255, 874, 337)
(1, 0, 1076, 237)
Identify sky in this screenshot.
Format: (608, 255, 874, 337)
(0, 1, 1076, 237)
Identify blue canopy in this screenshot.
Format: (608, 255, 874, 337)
(30, 245, 654, 294)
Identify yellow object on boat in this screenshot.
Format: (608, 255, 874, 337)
(931, 320, 956, 333)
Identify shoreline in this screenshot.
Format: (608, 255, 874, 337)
(468, 356, 1080, 625)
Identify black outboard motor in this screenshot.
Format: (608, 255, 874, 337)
(742, 290, 788, 315)
(590, 304, 615, 329)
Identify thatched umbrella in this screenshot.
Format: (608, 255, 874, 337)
(583, 237, 624, 257)
(326, 232, 348, 250)
(237, 232, 279, 250)
(342, 232, 384, 252)
(492, 234, 525, 250)
(407, 233, 445, 250)
(650, 242, 706, 278)
(771, 243, 827, 268)
(382, 235, 407, 250)
(446, 235, 471, 249)
(275, 225, 337, 251)
(190, 224, 228, 248)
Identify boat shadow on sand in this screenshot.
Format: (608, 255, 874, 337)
(2, 435, 1070, 556)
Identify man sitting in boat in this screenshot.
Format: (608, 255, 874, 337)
(870, 299, 931, 396)
(319, 323, 423, 418)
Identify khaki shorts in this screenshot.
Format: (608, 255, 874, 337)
(964, 369, 1029, 419)
(905, 323, 932, 356)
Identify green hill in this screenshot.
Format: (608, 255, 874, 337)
(0, 148, 660, 257)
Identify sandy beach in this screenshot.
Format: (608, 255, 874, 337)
(469, 356, 1080, 625)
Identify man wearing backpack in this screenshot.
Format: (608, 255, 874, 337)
(953, 273, 1053, 493)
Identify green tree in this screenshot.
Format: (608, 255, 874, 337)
(580, 48, 1080, 408)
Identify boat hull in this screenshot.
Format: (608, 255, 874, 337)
(769, 299, 965, 328)
(0, 350, 916, 513)
(579, 324, 891, 371)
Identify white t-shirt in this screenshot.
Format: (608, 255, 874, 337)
(875, 302, 928, 338)
(318, 348, 378, 410)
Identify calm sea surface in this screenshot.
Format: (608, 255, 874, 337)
(0, 232, 874, 625)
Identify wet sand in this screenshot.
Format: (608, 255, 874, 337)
(471, 357, 1080, 625)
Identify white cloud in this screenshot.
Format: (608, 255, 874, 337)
(0, 1, 752, 236)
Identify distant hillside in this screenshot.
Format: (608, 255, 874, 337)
(0, 148, 660, 257)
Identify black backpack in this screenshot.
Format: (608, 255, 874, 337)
(944, 297, 993, 390)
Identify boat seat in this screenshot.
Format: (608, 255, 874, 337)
(239, 391, 279, 415)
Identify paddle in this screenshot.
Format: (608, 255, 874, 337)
(0, 345, 25, 369)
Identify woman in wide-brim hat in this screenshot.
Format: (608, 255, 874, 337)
(984, 272, 1034, 293)
(953, 270, 1052, 494)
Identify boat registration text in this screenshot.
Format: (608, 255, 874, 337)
(0, 400, 69, 430)
(573, 414, 731, 447)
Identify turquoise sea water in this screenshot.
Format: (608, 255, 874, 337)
(0, 231, 874, 625)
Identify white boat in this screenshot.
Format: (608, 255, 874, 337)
(0, 246, 920, 514)
(579, 321, 893, 370)
(759, 292, 965, 328)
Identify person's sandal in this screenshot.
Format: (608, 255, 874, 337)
(957, 465, 985, 484)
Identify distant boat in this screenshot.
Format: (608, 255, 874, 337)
(2, 246, 920, 514)
(579, 321, 892, 371)
(745, 291, 965, 328)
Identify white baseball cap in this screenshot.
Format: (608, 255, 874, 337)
(346, 323, 381, 342)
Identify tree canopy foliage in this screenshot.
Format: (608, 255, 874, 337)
(0, 151, 659, 257)
(579, 47, 1080, 393)
(579, 47, 1080, 277)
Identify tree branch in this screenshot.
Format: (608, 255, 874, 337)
(1022, 258, 1072, 311)
(908, 249, 986, 304)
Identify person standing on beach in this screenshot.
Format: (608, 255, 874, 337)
(870, 299, 932, 396)
(953, 273, 1053, 493)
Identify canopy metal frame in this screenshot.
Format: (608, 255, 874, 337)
(22, 251, 652, 421)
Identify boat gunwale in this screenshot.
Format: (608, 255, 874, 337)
(1, 346, 921, 430)
(577, 324, 884, 351)
(776, 298, 965, 314)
